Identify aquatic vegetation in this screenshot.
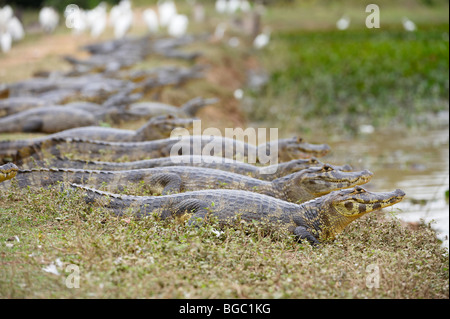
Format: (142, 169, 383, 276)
(247, 25, 449, 131)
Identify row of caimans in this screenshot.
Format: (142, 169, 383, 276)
(0, 33, 405, 245)
(0, 34, 207, 135)
(0, 127, 405, 245)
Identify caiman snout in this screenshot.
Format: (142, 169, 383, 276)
(341, 164, 353, 171)
(302, 143, 331, 156)
(392, 189, 406, 201)
(359, 169, 373, 181)
(0, 162, 19, 183)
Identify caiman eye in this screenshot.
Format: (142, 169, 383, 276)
(293, 136, 303, 143)
(323, 165, 333, 172)
(310, 157, 319, 164)
(355, 186, 366, 193)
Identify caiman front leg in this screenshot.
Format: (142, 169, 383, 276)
(147, 173, 182, 195)
(165, 198, 212, 225)
(293, 226, 320, 246)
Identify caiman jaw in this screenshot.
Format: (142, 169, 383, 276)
(316, 186, 406, 241)
(299, 142, 331, 158)
(0, 163, 19, 183)
(140, 116, 196, 140)
(178, 118, 195, 131)
(165, 119, 194, 135)
(283, 137, 331, 160)
(305, 166, 373, 196)
(333, 186, 406, 219)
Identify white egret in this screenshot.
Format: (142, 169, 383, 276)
(64, 4, 88, 34)
(240, 0, 251, 12)
(0, 31, 12, 53)
(0, 5, 13, 26)
(109, 3, 121, 26)
(227, 0, 241, 14)
(0, 5, 24, 52)
(7, 16, 24, 41)
(143, 8, 159, 34)
(402, 17, 416, 32)
(336, 15, 350, 30)
(168, 14, 188, 37)
(158, 0, 177, 27)
(109, 0, 132, 26)
(113, 9, 133, 38)
(72, 9, 88, 34)
(109, 0, 133, 39)
(64, 4, 79, 18)
(253, 27, 270, 49)
(215, 0, 227, 14)
(39, 7, 60, 33)
(87, 3, 107, 37)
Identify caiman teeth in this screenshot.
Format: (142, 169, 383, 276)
(1, 172, 15, 182)
(387, 195, 405, 204)
(323, 176, 370, 184)
(354, 193, 405, 206)
(355, 176, 371, 184)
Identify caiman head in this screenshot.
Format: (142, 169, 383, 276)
(275, 157, 353, 176)
(0, 163, 19, 183)
(279, 164, 373, 203)
(135, 115, 195, 140)
(306, 186, 406, 241)
(276, 137, 331, 162)
(181, 97, 219, 116)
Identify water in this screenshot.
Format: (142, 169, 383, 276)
(320, 127, 449, 249)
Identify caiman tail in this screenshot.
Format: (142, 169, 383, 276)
(70, 183, 144, 217)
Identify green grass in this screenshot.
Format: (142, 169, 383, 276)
(0, 186, 448, 298)
(236, 0, 449, 134)
(246, 24, 449, 132)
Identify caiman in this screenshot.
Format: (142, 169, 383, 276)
(0, 115, 195, 160)
(137, 65, 206, 95)
(49, 115, 194, 142)
(17, 155, 353, 181)
(8, 136, 331, 164)
(63, 35, 201, 75)
(5, 74, 133, 98)
(0, 106, 97, 134)
(0, 100, 140, 133)
(60, 101, 105, 114)
(0, 97, 48, 117)
(69, 184, 406, 245)
(124, 96, 218, 121)
(0, 164, 372, 204)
